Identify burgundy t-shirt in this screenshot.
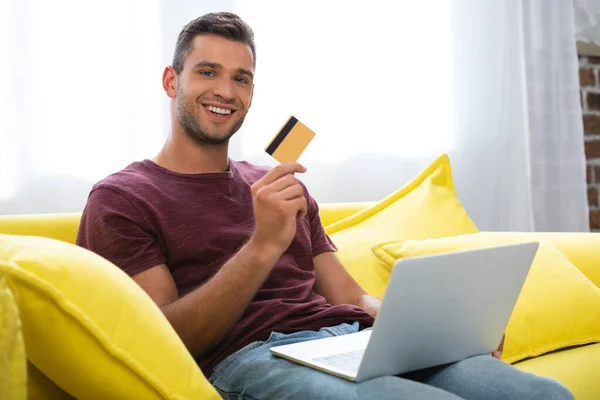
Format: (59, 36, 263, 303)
(76, 159, 374, 376)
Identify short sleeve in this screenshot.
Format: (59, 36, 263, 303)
(76, 186, 166, 277)
(305, 189, 338, 257)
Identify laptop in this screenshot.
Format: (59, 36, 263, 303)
(270, 242, 539, 382)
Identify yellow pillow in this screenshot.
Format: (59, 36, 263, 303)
(0, 234, 221, 400)
(371, 233, 600, 364)
(324, 154, 478, 298)
(0, 273, 27, 400)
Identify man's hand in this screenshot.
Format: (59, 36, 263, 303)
(250, 162, 308, 258)
(356, 294, 382, 319)
(492, 334, 505, 359)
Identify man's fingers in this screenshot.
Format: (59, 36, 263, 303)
(491, 334, 505, 360)
(262, 162, 306, 185)
(277, 185, 305, 201)
(267, 174, 298, 193)
(497, 334, 505, 352)
(289, 196, 308, 219)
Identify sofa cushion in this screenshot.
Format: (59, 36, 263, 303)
(0, 234, 221, 400)
(324, 154, 478, 298)
(0, 273, 26, 400)
(371, 233, 600, 364)
(514, 342, 600, 400)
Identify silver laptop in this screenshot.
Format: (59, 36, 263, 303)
(270, 242, 538, 382)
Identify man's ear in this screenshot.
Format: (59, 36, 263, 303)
(162, 66, 177, 99)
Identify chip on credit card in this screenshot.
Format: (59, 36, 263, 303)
(265, 116, 316, 163)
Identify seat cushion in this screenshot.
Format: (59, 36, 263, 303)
(0, 234, 221, 400)
(324, 154, 478, 298)
(371, 233, 600, 365)
(515, 343, 600, 400)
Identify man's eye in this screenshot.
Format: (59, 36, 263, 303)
(200, 70, 215, 77)
(235, 77, 249, 84)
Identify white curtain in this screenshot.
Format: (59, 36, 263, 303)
(447, 0, 589, 232)
(0, 0, 166, 214)
(0, 0, 590, 233)
(232, 0, 589, 232)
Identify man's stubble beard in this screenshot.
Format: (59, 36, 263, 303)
(175, 83, 247, 147)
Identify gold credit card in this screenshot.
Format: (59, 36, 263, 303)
(265, 116, 316, 163)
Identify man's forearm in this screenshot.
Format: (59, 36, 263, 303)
(161, 238, 280, 358)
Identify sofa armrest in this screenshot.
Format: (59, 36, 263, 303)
(483, 231, 600, 287)
(0, 213, 82, 245)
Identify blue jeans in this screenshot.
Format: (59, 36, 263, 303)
(209, 322, 574, 400)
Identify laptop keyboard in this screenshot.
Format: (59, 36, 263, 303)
(313, 348, 365, 373)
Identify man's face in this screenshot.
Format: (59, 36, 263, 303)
(175, 34, 254, 146)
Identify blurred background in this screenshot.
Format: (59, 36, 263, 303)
(1, 0, 599, 232)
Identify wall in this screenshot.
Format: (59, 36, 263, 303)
(579, 56, 600, 230)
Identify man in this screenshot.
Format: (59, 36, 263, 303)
(77, 12, 573, 400)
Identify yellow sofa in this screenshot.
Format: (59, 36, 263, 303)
(1, 205, 599, 399)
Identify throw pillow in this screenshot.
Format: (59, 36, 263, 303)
(0, 273, 26, 400)
(371, 233, 600, 364)
(0, 234, 221, 400)
(324, 154, 478, 298)
(27, 361, 75, 400)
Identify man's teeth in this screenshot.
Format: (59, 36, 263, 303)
(206, 105, 232, 115)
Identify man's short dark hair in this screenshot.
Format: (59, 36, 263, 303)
(172, 12, 256, 74)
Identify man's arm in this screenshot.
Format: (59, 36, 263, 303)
(133, 241, 279, 359)
(313, 251, 381, 317)
(131, 162, 308, 359)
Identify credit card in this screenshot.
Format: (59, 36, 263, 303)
(265, 116, 316, 163)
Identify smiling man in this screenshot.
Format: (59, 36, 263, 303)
(76, 12, 574, 400)
(173, 48, 253, 146)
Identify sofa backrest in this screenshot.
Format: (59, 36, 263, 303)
(0, 202, 375, 245)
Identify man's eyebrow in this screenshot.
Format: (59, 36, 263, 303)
(237, 68, 254, 79)
(192, 61, 222, 70)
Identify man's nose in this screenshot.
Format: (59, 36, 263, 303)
(212, 77, 235, 101)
